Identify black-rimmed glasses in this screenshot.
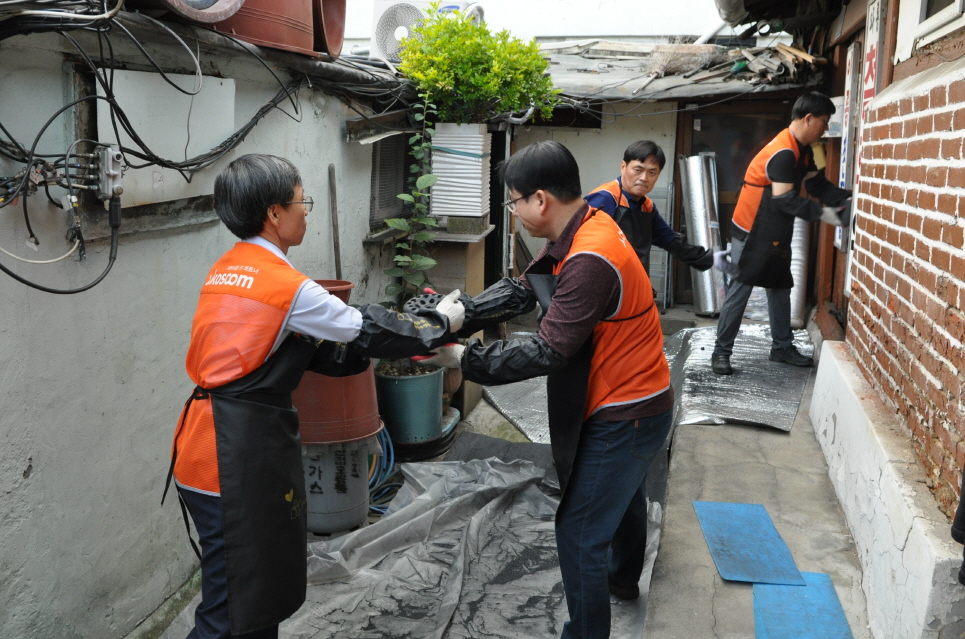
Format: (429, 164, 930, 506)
(502, 194, 528, 213)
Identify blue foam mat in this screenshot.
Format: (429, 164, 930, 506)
(753, 572, 854, 638)
(693, 501, 805, 585)
(755, 594, 766, 639)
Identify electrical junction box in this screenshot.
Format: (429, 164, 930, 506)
(96, 69, 235, 206)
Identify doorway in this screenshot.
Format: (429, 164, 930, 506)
(673, 99, 793, 303)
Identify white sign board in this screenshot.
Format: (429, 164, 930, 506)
(845, 0, 885, 296)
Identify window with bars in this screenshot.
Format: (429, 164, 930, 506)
(368, 134, 409, 232)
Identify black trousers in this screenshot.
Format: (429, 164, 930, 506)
(178, 487, 279, 639)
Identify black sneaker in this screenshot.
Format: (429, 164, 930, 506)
(769, 346, 813, 367)
(711, 352, 732, 375)
(608, 575, 639, 600)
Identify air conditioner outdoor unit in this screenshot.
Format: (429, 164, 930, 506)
(370, 1, 484, 62)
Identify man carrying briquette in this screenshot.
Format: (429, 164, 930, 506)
(585, 139, 714, 276)
(711, 91, 851, 375)
(420, 140, 673, 639)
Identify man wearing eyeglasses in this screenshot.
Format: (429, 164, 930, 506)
(585, 140, 713, 276)
(420, 141, 672, 639)
(165, 154, 465, 639)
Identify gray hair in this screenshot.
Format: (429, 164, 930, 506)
(214, 154, 302, 239)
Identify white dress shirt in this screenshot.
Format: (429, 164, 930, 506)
(244, 237, 363, 353)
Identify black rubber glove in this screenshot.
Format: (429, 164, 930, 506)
(839, 198, 852, 228)
(461, 334, 568, 385)
(805, 172, 852, 208)
(351, 304, 452, 359)
(306, 340, 371, 377)
(404, 278, 538, 338)
(666, 234, 714, 271)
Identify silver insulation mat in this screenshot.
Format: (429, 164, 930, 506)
(678, 154, 726, 316)
(484, 324, 813, 439)
(665, 324, 813, 432)
(483, 377, 550, 444)
(162, 459, 656, 639)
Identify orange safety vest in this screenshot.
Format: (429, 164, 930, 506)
(554, 209, 670, 420)
(173, 242, 309, 494)
(732, 128, 802, 233)
(588, 179, 655, 214)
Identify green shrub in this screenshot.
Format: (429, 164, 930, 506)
(398, 3, 559, 123)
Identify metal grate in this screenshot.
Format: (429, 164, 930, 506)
(369, 134, 407, 231)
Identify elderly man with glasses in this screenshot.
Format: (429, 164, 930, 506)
(164, 154, 465, 639)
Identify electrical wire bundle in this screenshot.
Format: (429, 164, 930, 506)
(0, 9, 316, 292)
(368, 427, 402, 515)
(0, 4, 421, 294)
(0, 0, 123, 42)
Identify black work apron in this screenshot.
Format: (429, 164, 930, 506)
(527, 254, 593, 496)
(168, 333, 318, 635)
(735, 188, 796, 290)
(611, 202, 655, 275)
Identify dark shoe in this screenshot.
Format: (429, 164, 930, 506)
(711, 352, 732, 375)
(769, 346, 813, 367)
(608, 575, 639, 600)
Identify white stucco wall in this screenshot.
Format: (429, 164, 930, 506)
(512, 100, 678, 257)
(810, 342, 965, 638)
(0, 33, 389, 638)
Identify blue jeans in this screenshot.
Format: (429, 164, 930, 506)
(178, 488, 279, 639)
(714, 236, 793, 356)
(555, 409, 674, 639)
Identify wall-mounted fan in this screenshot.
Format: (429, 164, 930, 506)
(370, 2, 485, 63)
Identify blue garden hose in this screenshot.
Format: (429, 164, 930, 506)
(369, 428, 400, 514)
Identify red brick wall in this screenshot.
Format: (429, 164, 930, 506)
(852, 80, 965, 517)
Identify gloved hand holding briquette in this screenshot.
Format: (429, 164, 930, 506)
(416, 343, 466, 369)
(434, 289, 466, 333)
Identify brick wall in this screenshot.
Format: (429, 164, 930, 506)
(851, 76, 965, 517)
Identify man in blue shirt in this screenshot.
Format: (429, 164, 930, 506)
(585, 140, 713, 276)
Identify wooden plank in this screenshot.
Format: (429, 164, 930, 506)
(776, 43, 816, 63)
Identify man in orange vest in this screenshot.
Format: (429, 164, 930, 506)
(165, 154, 465, 639)
(421, 141, 673, 639)
(712, 92, 851, 375)
(585, 140, 713, 276)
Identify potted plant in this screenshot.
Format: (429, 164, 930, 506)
(375, 97, 450, 459)
(373, 5, 558, 456)
(397, 2, 558, 223)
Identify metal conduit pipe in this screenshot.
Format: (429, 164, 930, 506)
(678, 154, 727, 316)
(788, 217, 810, 329)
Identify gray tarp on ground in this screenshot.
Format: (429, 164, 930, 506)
(485, 324, 813, 439)
(161, 325, 809, 638)
(160, 457, 656, 638)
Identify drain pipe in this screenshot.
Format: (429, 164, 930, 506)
(328, 164, 342, 280)
(695, 20, 728, 44)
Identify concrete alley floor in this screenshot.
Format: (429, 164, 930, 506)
(642, 366, 871, 638)
(469, 305, 872, 638)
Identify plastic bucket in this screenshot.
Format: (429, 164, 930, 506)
(316, 279, 353, 304)
(213, 0, 318, 57)
(312, 0, 346, 57)
(294, 364, 382, 445)
(375, 366, 444, 444)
